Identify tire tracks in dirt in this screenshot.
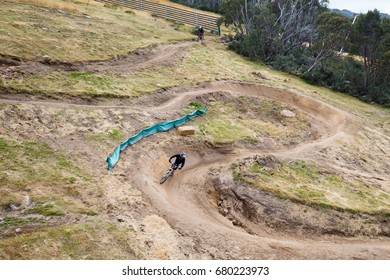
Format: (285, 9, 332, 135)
(134, 82, 390, 259)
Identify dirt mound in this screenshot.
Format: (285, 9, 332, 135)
(214, 156, 390, 238)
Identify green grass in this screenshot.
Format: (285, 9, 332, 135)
(26, 204, 65, 216)
(0, 221, 138, 259)
(85, 128, 124, 143)
(200, 118, 255, 144)
(0, 216, 45, 229)
(0, 137, 96, 215)
(234, 159, 390, 215)
(108, 128, 123, 141)
(191, 97, 310, 145)
(188, 101, 205, 110)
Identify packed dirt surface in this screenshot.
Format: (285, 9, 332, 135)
(0, 41, 192, 78)
(1, 41, 389, 259)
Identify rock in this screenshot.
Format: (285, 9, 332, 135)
(9, 204, 20, 211)
(23, 196, 31, 208)
(256, 159, 267, 166)
(177, 126, 196, 136)
(36, 54, 52, 64)
(281, 109, 296, 118)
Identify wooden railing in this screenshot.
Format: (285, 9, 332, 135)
(95, 0, 221, 34)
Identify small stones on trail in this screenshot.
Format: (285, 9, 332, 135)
(281, 109, 296, 118)
(36, 54, 52, 64)
(9, 204, 20, 211)
(23, 196, 31, 208)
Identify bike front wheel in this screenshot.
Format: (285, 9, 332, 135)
(160, 175, 169, 184)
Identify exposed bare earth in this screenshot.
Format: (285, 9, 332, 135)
(0, 41, 389, 259)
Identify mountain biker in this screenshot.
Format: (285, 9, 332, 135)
(169, 152, 186, 170)
(197, 26, 204, 42)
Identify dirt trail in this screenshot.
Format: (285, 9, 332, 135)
(1, 41, 389, 259)
(134, 82, 389, 259)
(0, 41, 192, 77)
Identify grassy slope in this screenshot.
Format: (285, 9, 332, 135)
(0, 221, 138, 259)
(183, 97, 311, 145)
(0, 0, 389, 258)
(0, 0, 193, 61)
(0, 137, 97, 214)
(233, 159, 390, 215)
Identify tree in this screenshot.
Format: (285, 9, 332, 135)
(306, 12, 351, 72)
(220, 0, 258, 37)
(377, 17, 390, 85)
(351, 10, 384, 87)
(272, 0, 325, 55)
(220, 0, 327, 60)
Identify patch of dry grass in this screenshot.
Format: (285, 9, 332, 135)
(16, 0, 79, 12)
(184, 96, 311, 145)
(0, 137, 98, 216)
(234, 158, 390, 215)
(0, 41, 265, 97)
(0, 0, 193, 61)
(0, 221, 139, 259)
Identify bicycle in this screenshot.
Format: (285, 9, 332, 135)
(197, 33, 204, 43)
(160, 164, 178, 184)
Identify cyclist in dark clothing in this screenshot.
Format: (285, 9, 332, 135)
(197, 26, 204, 42)
(169, 152, 186, 170)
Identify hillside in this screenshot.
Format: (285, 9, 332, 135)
(332, 8, 390, 18)
(0, 0, 389, 260)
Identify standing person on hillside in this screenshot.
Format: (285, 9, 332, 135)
(197, 26, 204, 43)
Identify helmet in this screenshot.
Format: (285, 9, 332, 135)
(180, 152, 186, 157)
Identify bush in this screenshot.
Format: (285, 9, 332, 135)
(366, 85, 390, 106)
(228, 39, 250, 57)
(272, 49, 312, 74)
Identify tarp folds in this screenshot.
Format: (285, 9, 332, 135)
(106, 106, 206, 170)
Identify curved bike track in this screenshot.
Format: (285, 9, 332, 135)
(1, 41, 389, 259)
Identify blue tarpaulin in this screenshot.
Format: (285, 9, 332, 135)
(106, 106, 206, 170)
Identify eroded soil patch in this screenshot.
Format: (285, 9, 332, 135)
(212, 155, 390, 238)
